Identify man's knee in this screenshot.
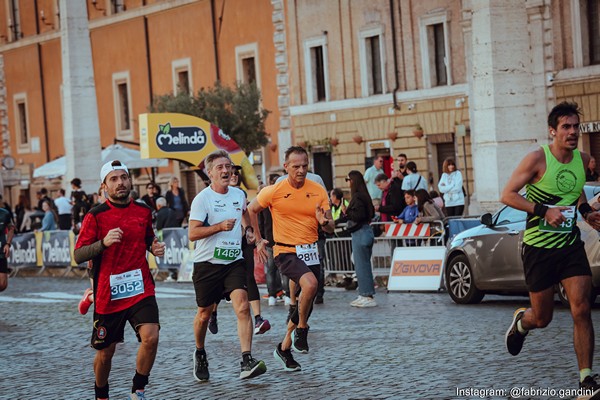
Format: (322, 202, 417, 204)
(570, 299, 592, 323)
(531, 312, 553, 329)
(0, 274, 8, 292)
(139, 325, 159, 348)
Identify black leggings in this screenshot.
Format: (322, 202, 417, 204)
(446, 205, 464, 217)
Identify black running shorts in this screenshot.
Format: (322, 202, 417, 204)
(274, 253, 320, 287)
(0, 257, 7, 274)
(522, 240, 592, 292)
(192, 259, 247, 308)
(91, 295, 160, 350)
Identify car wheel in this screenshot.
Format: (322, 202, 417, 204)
(445, 254, 484, 304)
(556, 283, 598, 307)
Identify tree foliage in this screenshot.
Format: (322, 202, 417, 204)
(150, 81, 270, 154)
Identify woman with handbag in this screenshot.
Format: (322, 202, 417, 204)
(343, 170, 377, 308)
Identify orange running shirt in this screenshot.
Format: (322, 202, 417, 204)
(257, 178, 330, 256)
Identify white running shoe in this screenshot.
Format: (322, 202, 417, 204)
(268, 296, 277, 306)
(355, 296, 377, 308)
(350, 296, 365, 307)
(284, 296, 291, 306)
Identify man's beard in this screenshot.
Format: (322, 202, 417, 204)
(111, 188, 130, 200)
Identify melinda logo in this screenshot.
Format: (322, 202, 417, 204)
(392, 260, 441, 277)
(155, 123, 207, 152)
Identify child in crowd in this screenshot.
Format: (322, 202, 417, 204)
(392, 190, 418, 224)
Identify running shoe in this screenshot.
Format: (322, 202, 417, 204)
(268, 296, 277, 306)
(193, 350, 209, 382)
(505, 308, 528, 356)
(284, 296, 291, 306)
(353, 296, 377, 308)
(580, 374, 600, 400)
(239, 357, 267, 379)
(128, 390, 146, 400)
(254, 316, 271, 335)
(78, 288, 93, 315)
(350, 295, 365, 307)
(291, 327, 309, 353)
(208, 313, 218, 335)
(273, 342, 301, 372)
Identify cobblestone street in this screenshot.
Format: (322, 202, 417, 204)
(0, 276, 598, 399)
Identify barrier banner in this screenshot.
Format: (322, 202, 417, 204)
(155, 228, 189, 269)
(42, 230, 72, 267)
(7, 232, 37, 267)
(387, 246, 446, 291)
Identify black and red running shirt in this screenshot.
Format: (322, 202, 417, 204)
(75, 199, 156, 314)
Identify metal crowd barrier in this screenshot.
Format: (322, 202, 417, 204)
(324, 220, 445, 277)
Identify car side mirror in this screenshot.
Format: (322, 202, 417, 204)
(480, 213, 494, 227)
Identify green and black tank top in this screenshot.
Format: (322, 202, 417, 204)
(523, 145, 585, 248)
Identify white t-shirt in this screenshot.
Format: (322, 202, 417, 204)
(54, 196, 72, 215)
(189, 186, 246, 264)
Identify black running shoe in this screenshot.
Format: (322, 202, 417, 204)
(193, 350, 209, 382)
(208, 313, 218, 335)
(505, 308, 528, 356)
(239, 357, 267, 380)
(273, 343, 301, 372)
(580, 374, 600, 400)
(292, 327, 309, 353)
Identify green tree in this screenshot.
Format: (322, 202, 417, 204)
(150, 81, 270, 155)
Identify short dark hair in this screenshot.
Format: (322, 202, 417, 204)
(71, 178, 82, 188)
(397, 153, 407, 159)
(331, 188, 344, 200)
(375, 173, 389, 183)
(284, 146, 308, 162)
(406, 161, 417, 173)
(548, 101, 581, 129)
(268, 173, 280, 185)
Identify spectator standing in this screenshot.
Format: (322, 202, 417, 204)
(259, 175, 289, 307)
(393, 153, 409, 184)
(344, 170, 376, 308)
(364, 155, 384, 200)
(40, 199, 58, 231)
(14, 194, 29, 233)
(586, 156, 599, 182)
(401, 162, 428, 192)
(165, 177, 189, 226)
(141, 182, 159, 211)
(71, 178, 91, 230)
(36, 188, 54, 211)
(329, 188, 349, 226)
(155, 197, 179, 231)
(0, 204, 15, 292)
(374, 173, 405, 222)
(429, 190, 445, 211)
(0, 194, 11, 217)
(438, 158, 465, 217)
(54, 189, 73, 230)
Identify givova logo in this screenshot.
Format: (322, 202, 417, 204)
(156, 123, 207, 152)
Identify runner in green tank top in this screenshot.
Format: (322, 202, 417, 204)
(501, 102, 600, 397)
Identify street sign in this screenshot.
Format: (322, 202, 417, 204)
(1, 169, 21, 186)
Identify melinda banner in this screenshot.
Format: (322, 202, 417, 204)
(7, 232, 38, 267)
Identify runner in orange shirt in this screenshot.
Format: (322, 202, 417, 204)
(248, 146, 334, 371)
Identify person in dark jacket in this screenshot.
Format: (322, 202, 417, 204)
(165, 176, 189, 226)
(374, 173, 405, 222)
(344, 170, 377, 308)
(155, 197, 179, 231)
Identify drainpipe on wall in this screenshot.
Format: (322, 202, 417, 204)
(390, 0, 400, 110)
(210, 0, 220, 82)
(144, 16, 153, 102)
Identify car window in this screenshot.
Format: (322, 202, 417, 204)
(493, 205, 527, 225)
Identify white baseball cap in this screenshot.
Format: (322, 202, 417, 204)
(100, 160, 129, 182)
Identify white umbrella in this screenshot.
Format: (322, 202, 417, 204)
(33, 144, 168, 178)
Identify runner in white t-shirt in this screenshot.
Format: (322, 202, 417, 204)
(188, 150, 267, 382)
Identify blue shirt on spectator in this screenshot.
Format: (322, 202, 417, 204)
(41, 211, 57, 231)
(396, 204, 418, 223)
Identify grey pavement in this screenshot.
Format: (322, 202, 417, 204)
(0, 276, 599, 400)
